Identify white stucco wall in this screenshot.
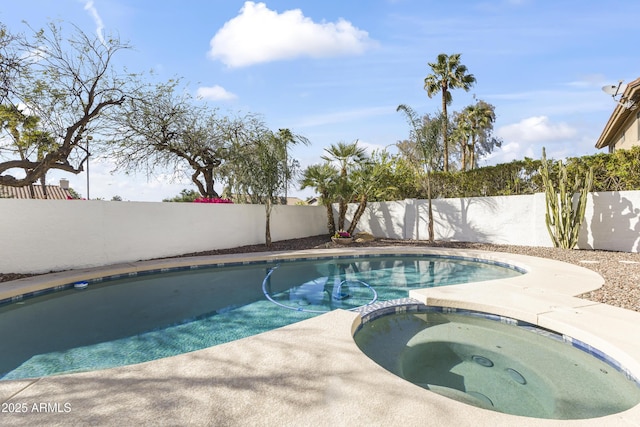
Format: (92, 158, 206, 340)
(3, 190, 639, 274)
(0, 200, 327, 274)
(342, 200, 406, 239)
(426, 194, 551, 247)
(580, 191, 640, 252)
(345, 191, 640, 253)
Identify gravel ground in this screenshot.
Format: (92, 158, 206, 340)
(2, 235, 639, 312)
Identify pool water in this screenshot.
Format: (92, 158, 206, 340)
(354, 308, 640, 419)
(0, 255, 520, 380)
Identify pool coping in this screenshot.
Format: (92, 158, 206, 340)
(1, 246, 639, 426)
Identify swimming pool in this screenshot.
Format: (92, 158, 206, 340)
(0, 254, 521, 380)
(354, 305, 640, 419)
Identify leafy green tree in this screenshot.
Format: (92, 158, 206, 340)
(0, 22, 134, 189)
(368, 151, 422, 200)
(110, 80, 266, 199)
(321, 141, 368, 232)
(391, 141, 427, 197)
(0, 104, 57, 197)
(225, 128, 307, 246)
(397, 104, 443, 241)
(300, 163, 339, 236)
(395, 112, 447, 171)
(424, 53, 476, 172)
(395, 139, 423, 170)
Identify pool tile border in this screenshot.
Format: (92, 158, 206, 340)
(0, 252, 525, 308)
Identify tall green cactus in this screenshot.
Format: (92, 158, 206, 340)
(539, 148, 594, 249)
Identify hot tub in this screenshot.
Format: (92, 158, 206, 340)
(354, 305, 640, 419)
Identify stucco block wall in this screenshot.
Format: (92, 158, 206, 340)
(2, 190, 639, 274)
(345, 191, 640, 253)
(344, 195, 551, 246)
(0, 200, 327, 274)
(581, 192, 640, 252)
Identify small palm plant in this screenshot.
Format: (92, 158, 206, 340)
(321, 141, 368, 231)
(300, 163, 339, 236)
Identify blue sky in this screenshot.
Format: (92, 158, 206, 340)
(1, 0, 638, 201)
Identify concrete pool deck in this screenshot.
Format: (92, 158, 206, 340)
(1, 247, 640, 426)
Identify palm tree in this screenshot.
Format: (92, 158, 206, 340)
(300, 163, 339, 235)
(346, 151, 398, 236)
(321, 141, 368, 231)
(274, 128, 310, 200)
(461, 100, 497, 170)
(452, 110, 473, 171)
(424, 53, 476, 172)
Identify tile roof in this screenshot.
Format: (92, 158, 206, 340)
(0, 184, 72, 200)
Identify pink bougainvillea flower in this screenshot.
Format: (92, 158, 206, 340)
(193, 197, 233, 204)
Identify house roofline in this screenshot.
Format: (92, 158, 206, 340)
(595, 77, 640, 149)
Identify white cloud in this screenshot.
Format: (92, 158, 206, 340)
(196, 85, 237, 101)
(481, 116, 585, 166)
(83, 1, 105, 45)
(208, 1, 375, 67)
(481, 141, 535, 165)
(497, 116, 577, 143)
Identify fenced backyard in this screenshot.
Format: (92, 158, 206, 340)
(1, 190, 639, 274)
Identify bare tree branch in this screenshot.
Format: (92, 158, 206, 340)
(0, 22, 135, 188)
